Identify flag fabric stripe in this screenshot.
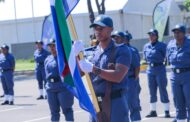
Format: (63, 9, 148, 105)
(153, 0, 172, 41)
(49, 0, 96, 117)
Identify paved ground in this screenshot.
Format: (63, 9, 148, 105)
(0, 72, 176, 122)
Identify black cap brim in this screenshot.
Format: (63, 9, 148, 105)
(90, 22, 107, 28)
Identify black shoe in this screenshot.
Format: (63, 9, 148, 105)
(36, 95, 44, 100)
(165, 111, 170, 118)
(0, 95, 4, 98)
(1, 101, 9, 105)
(172, 118, 177, 122)
(146, 111, 157, 118)
(9, 101, 14, 105)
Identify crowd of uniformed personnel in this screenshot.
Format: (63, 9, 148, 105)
(0, 14, 190, 122)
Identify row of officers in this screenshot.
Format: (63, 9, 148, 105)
(0, 14, 190, 122)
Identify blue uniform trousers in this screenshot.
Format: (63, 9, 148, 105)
(35, 67, 46, 89)
(0, 71, 14, 95)
(171, 79, 190, 120)
(126, 78, 141, 121)
(89, 93, 129, 122)
(47, 88, 74, 122)
(147, 70, 169, 103)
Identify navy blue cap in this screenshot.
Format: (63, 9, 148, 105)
(90, 15, 113, 28)
(35, 40, 43, 44)
(1, 44, 9, 50)
(47, 39, 55, 45)
(111, 31, 125, 38)
(147, 29, 158, 36)
(124, 32, 132, 41)
(172, 24, 186, 33)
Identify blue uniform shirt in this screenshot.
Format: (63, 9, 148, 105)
(128, 44, 140, 62)
(44, 55, 67, 91)
(34, 48, 50, 69)
(143, 41, 167, 73)
(90, 40, 132, 94)
(0, 53, 15, 70)
(167, 38, 190, 81)
(128, 47, 140, 77)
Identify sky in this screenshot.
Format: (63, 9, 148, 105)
(0, 0, 128, 21)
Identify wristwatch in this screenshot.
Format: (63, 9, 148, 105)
(94, 67, 101, 75)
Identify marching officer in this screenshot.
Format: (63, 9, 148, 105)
(45, 39, 74, 122)
(167, 24, 190, 122)
(0, 44, 15, 105)
(112, 31, 142, 122)
(74, 15, 131, 122)
(34, 40, 49, 100)
(143, 29, 170, 118)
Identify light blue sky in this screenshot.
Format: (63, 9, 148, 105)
(0, 0, 128, 21)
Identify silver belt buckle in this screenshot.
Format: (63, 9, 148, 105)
(176, 69, 180, 73)
(151, 63, 154, 67)
(97, 96, 102, 102)
(50, 78, 54, 82)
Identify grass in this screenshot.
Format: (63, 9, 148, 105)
(15, 59, 35, 71)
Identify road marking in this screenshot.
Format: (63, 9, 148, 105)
(22, 110, 84, 122)
(142, 111, 176, 121)
(0, 107, 24, 113)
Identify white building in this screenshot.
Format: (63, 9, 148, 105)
(0, 0, 184, 58)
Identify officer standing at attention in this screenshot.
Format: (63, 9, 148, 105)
(167, 24, 190, 122)
(0, 48, 4, 98)
(74, 15, 132, 122)
(143, 29, 170, 118)
(34, 40, 49, 100)
(112, 31, 142, 122)
(45, 39, 74, 122)
(0, 44, 15, 105)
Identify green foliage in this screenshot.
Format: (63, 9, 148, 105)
(184, 0, 190, 11)
(15, 59, 35, 71)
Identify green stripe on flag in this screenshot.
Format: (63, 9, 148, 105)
(55, 0, 72, 60)
(55, 0, 74, 87)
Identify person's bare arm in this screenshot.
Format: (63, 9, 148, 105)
(92, 63, 129, 83)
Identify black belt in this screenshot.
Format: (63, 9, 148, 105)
(48, 78, 61, 83)
(128, 75, 135, 79)
(96, 89, 124, 101)
(172, 67, 190, 74)
(37, 62, 44, 66)
(149, 63, 164, 67)
(1, 69, 13, 72)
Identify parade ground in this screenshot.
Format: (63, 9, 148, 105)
(0, 72, 176, 122)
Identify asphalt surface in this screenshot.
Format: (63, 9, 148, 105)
(0, 72, 176, 122)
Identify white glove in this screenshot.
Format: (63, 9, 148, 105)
(79, 59, 93, 73)
(72, 40, 84, 56)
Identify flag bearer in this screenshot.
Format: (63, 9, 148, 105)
(74, 15, 131, 122)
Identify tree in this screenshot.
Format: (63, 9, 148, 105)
(0, 0, 5, 2)
(184, 0, 190, 11)
(87, 0, 106, 23)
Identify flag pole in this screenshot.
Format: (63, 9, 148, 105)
(67, 15, 100, 113)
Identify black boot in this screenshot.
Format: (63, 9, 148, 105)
(1, 101, 9, 105)
(36, 95, 44, 100)
(9, 101, 14, 105)
(172, 118, 177, 122)
(146, 111, 157, 117)
(165, 111, 170, 118)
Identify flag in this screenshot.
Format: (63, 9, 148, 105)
(153, 0, 172, 41)
(41, 14, 54, 48)
(49, 0, 96, 117)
